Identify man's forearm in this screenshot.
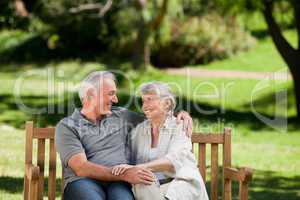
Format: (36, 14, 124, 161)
(77, 161, 123, 181)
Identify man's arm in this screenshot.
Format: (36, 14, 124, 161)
(122, 107, 192, 136)
(123, 109, 146, 128)
(175, 111, 193, 137)
(55, 120, 154, 185)
(68, 152, 155, 185)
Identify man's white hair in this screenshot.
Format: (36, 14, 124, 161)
(78, 71, 116, 103)
(139, 81, 176, 112)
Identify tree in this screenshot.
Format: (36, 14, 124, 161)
(262, 0, 300, 118)
(133, 0, 169, 70)
(14, 0, 29, 17)
(209, 0, 300, 118)
(25, 0, 114, 52)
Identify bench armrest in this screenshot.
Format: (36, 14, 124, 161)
(224, 167, 253, 200)
(25, 164, 40, 181)
(224, 167, 253, 182)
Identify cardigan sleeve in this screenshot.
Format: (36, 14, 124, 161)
(164, 122, 195, 173)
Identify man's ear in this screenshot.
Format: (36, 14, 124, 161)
(86, 88, 95, 100)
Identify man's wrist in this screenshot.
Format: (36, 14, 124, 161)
(137, 164, 147, 169)
(119, 172, 128, 182)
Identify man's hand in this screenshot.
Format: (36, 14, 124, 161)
(176, 110, 193, 137)
(121, 166, 155, 185)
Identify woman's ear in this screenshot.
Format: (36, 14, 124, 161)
(163, 99, 172, 111)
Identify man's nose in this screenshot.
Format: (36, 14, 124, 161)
(112, 95, 118, 103)
(142, 103, 149, 110)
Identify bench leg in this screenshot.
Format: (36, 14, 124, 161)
(23, 176, 29, 200)
(28, 178, 38, 200)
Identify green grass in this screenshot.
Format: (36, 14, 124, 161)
(0, 26, 299, 199)
(193, 30, 297, 72)
(1, 123, 299, 199)
(0, 61, 299, 199)
(0, 63, 295, 127)
(0, 30, 35, 54)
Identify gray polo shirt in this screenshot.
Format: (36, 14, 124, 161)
(55, 106, 145, 189)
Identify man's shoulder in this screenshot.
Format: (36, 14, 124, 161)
(55, 115, 79, 137)
(111, 106, 129, 115)
(111, 106, 141, 119)
(56, 116, 76, 128)
(134, 120, 149, 131)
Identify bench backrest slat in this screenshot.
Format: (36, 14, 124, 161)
(199, 143, 206, 182)
(25, 121, 62, 200)
(37, 139, 45, 200)
(48, 138, 56, 200)
(192, 129, 232, 200)
(211, 143, 219, 200)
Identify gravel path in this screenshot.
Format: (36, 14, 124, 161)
(164, 67, 291, 81)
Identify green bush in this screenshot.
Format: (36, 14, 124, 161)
(151, 13, 256, 67)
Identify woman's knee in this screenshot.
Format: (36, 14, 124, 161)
(132, 183, 162, 200)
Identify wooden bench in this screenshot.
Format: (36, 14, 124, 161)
(191, 128, 253, 200)
(23, 121, 253, 200)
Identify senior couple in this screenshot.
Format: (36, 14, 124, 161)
(55, 71, 208, 200)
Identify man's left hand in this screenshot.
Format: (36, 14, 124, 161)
(176, 111, 193, 137)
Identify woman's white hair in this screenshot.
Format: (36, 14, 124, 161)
(139, 81, 176, 112)
(78, 71, 115, 103)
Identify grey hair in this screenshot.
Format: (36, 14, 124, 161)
(139, 81, 176, 112)
(78, 71, 116, 103)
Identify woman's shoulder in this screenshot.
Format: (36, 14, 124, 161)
(136, 119, 150, 129)
(165, 116, 184, 133)
(132, 120, 150, 136)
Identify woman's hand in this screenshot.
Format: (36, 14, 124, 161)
(136, 164, 148, 169)
(111, 164, 134, 176)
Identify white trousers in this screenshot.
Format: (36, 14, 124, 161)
(132, 183, 170, 200)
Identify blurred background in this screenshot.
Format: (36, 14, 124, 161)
(0, 0, 299, 199)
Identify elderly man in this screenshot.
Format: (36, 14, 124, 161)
(55, 71, 192, 200)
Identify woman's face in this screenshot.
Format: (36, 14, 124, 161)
(142, 93, 167, 120)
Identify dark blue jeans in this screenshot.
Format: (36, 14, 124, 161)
(64, 178, 134, 200)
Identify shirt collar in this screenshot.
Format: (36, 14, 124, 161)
(71, 108, 98, 126)
(145, 115, 176, 133)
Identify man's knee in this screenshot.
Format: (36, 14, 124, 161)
(107, 182, 134, 200)
(64, 178, 105, 200)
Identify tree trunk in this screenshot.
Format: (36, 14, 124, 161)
(132, 0, 169, 70)
(133, 16, 151, 70)
(14, 0, 29, 17)
(290, 67, 300, 119)
(263, 0, 300, 119)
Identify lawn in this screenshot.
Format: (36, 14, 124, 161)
(0, 27, 299, 200)
(192, 30, 297, 72)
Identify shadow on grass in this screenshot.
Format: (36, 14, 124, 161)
(0, 176, 62, 197)
(0, 33, 130, 72)
(1, 169, 299, 200)
(0, 90, 299, 130)
(242, 86, 295, 114)
(202, 168, 300, 200)
(249, 170, 300, 200)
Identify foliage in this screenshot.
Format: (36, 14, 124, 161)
(0, 0, 267, 66)
(152, 13, 256, 67)
(0, 1, 29, 29)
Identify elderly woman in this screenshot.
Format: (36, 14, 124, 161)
(112, 82, 209, 200)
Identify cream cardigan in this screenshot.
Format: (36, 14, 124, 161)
(130, 116, 209, 200)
